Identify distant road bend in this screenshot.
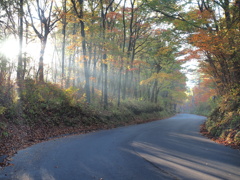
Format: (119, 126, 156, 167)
(1, 114, 240, 180)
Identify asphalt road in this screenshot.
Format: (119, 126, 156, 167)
(1, 114, 240, 180)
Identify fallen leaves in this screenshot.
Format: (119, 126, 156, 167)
(200, 123, 240, 150)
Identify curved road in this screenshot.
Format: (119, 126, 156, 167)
(1, 114, 240, 180)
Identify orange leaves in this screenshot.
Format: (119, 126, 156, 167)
(192, 78, 217, 105)
(106, 12, 121, 20)
(140, 71, 185, 86)
(177, 48, 202, 62)
(189, 30, 216, 50)
(189, 29, 237, 56)
(133, 60, 149, 66)
(156, 46, 172, 57)
(196, 10, 214, 23)
(127, 68, 138, 71)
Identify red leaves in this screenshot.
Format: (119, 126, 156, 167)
(127, 68, 138, 71)
(106, 12, 121, 20)
(192, 79, 216, 106)
(177, 48, 202, 62)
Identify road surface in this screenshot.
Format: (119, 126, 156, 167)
(0, 114, 240, 180)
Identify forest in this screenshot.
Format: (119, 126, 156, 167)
(0, 0, 239, 165)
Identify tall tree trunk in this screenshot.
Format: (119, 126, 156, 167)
(38, 39, 47, 82)
(100, 0, 109, 109)
(117, 66, 122, 107)
(61, 0, 67, 88)
(154, 87, 160, 103)
(22, 20, 29, 80)
(79, 11, 91, 103)
(118, 0, 127, 105)
(92, 46, 97, 98)
(70, 23, 77, 87)
(17, 0, 23, 82)
(66, 54, 72, 88)
(122, 0, 134, 100)
(122, 70, 128, 100)
(16, 0, 24, 119)
(103, 54, 108, 109)
(71, 0, 91, 102)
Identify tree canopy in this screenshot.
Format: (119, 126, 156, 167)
(0, 0, 189, 110)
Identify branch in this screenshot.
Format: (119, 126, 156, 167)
(71, 0, 81, 18)
(27, 2, 43, 39)
(47, 0, 54, 27)
(145, 0, 207, 30)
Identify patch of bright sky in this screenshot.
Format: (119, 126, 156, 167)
(178, 42, 200, 89)
(0, 36, 19, 60)
(181, 59, 199, 89)
(176, 1, 201, 89)
(0, 35, 54, 66)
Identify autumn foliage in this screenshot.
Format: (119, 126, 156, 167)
(184, 1, 240, 146)
(192, 79, 216, 106)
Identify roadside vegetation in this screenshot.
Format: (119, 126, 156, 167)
(185, 84, 240, 148)
(0, 79, 173, 166)
(204, 91, 240, 148)
(0, 0, 188, 165)
(155, 0, 240, 148)
(0, 0, 239, 166)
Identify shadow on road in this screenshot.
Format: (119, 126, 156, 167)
(131, 130, 240, 180)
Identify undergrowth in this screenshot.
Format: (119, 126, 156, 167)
(204, 89, 240, 146)
(0, 79, 172, 161)
(190, 98, 219, 117)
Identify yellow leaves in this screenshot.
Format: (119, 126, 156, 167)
(65, 86, 79, 98)
(140, 70, 186, 105)
(101, 59, 108, 64)
(78, 93, 86, 103)
(0, 106, 6, 115)
(171, 91, 188, 103)
(65, 12, 80, 23)
(67, 43, 77, 51)
(156, 46, 172, 57)
(94, 88, 102, 97)
(140, 76, 153, 85)
(84, 26, 89, 31)
(140, 72, 176, 85)
(133, 60, 149, 66)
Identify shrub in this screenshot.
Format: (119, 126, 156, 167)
(0, 106, 6, 115)
(234, 131, 240, 144)
(121, 99, 163, 115)
(0, 122, 8, 138)
(204, 89, 240, 148)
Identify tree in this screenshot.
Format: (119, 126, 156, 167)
(17, 0, 24, 82)
(71, 0, 91, 103)
(61, 0, 67, 88)
(145, 0, 240, 96)
(27, 0, 60, 82)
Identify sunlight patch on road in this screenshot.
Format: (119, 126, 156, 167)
(131, 141, 235, 180)
(169, 133, 213, 143)
(15, 173, 33, 180)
